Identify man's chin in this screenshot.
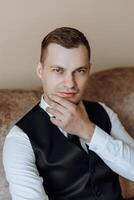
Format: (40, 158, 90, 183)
(62, 96, 81, 105)
(55, 92, 82, 104)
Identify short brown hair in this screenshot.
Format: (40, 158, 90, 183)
(40, 27, 91, 63)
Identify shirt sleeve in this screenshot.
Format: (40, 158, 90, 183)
(3, 125, 49, 200)
(86, 102, 134, 181)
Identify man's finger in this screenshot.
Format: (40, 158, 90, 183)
(50, 116, 63, 127)
(47, 101, 67, 114)
(46, 107, 63, 120)
(48, 94, 67, 109)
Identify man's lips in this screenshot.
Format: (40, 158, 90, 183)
(57, 92, 77, 97)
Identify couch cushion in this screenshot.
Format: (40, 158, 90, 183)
(0, 89, 42, 199)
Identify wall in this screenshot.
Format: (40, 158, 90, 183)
(0, 0, 134, 89)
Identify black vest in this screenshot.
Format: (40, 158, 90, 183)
(16, 101, 124, 200)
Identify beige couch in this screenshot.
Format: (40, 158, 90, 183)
(0, 67, 134, 199)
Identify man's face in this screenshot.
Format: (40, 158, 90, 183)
(37, 43, 90, 104)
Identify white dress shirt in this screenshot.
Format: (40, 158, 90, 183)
(3, 97, 134, 200)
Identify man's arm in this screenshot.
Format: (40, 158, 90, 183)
(87, 102, 134, 181)
(46, 95, 134, 181)
(3, 126, 48, 200)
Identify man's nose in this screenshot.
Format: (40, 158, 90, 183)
(64, 74, 75, 89)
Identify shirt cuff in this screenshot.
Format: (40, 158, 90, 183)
(86, 126, 109, 152)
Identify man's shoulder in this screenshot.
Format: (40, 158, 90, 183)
(16, 102, 40, 123)
(6, 125, 29, 140)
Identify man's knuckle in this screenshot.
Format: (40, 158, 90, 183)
(63, 120, 68, 128)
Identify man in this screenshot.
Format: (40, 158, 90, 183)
(3, 27, 134, 200)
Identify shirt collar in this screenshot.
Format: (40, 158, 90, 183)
(39, 94, 68, 137)
(39, 95, 53, 117)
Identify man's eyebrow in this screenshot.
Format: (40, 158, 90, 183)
(75, 66, 88, 70)
(49, 65, 64, 69)
(49, 65, 88, 70)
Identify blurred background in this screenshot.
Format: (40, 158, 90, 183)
(0, 0, 134, 89)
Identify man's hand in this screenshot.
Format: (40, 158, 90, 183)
(46, 94, 96, 142)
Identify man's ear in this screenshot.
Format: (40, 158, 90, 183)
(37, 62, 43, 79)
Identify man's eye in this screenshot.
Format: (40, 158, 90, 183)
(52, 68, 63, 73)
(77, 69, 86, 74)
